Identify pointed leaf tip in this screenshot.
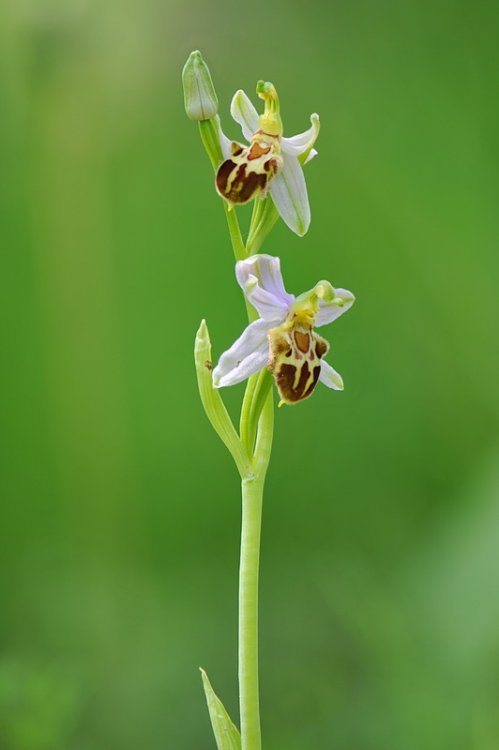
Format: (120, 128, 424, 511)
(200, 669, 241, 750)
(193, 322, 250, 477)
(196, 318, 209, 340)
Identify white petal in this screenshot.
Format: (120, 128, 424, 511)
(269, 151, 310, 236)
(319, 359, 344, 390)
(236, 254, 294, 319)
(230, 90, 259, 142)
(212, 319, 271, 387)
(282, 113, 320, 160)
(315, 288, 355, 327)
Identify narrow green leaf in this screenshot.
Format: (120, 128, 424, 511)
(200, 668, 241, 750)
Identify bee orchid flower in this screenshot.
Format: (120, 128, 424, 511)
(215, 83, 320, 237)
(213, 254, 355, 405)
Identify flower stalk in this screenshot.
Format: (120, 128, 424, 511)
(239, 473, 264, 750)
(183, 50, 354, 750)
(239, 387, 274, 750)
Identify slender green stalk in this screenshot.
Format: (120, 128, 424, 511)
(240, 374, 259, 448)
(239, 473, 264, 750)
(239, 392, 274, 750)
(254, 392, 274, 477)
(224, 204, 247, 261)
(246, 200, 279, 256)
(235, 195, 278, 749)
(223, 203, 258, 323)
(246, 199, 265, 250)
(198, 119, 224, 170)
(240, 369, 273, 457)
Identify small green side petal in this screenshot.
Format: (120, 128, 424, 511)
(195, 320, 250, 477)
(299, 113, 320, 164)
(200, 669, 241, 750)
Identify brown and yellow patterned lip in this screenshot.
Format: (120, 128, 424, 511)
(215, 136, 281, 206)
(216, 159, 268, 204)
(274, 361, 322, 403)
(268, 323, 330, 405)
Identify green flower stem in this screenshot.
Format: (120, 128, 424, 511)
(246, 199, 266, 250)
(224, 203, 264, 328)
(198, 118, 223, 170)
(239, 391, 274, 750)
(240, 369, 273, 457)
(239, 473, 264, 750)
(240, 374, 259, 447)
(224, 204, 247, 262)
(246, 200, 279, 256)
(237, 202, 275, 749)
(254, 391, 274, 477)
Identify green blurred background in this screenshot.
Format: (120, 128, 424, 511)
(1, 0, 499, 748)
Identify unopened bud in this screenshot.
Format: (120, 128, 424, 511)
(182, 50, 219, 121)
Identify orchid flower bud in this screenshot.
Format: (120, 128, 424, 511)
(182, 50, 218, 121)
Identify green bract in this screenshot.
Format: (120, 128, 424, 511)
(200, 669, 241, 750)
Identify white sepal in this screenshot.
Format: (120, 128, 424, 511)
(236, 254, 294, 319)
(212, 319, 271, 387)
(319, 359, 344, 390)
(269, 151, 311, 236)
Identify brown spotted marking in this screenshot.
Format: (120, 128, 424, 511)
(294, 330, 310, 353)
(216, 159, 238, 196)
(304, 365, 322, 399)
(268, 323, 330, 405)
(315, 338, 328, 358)
(247, 141, 272, 160)
(215, 134, 281, 206)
